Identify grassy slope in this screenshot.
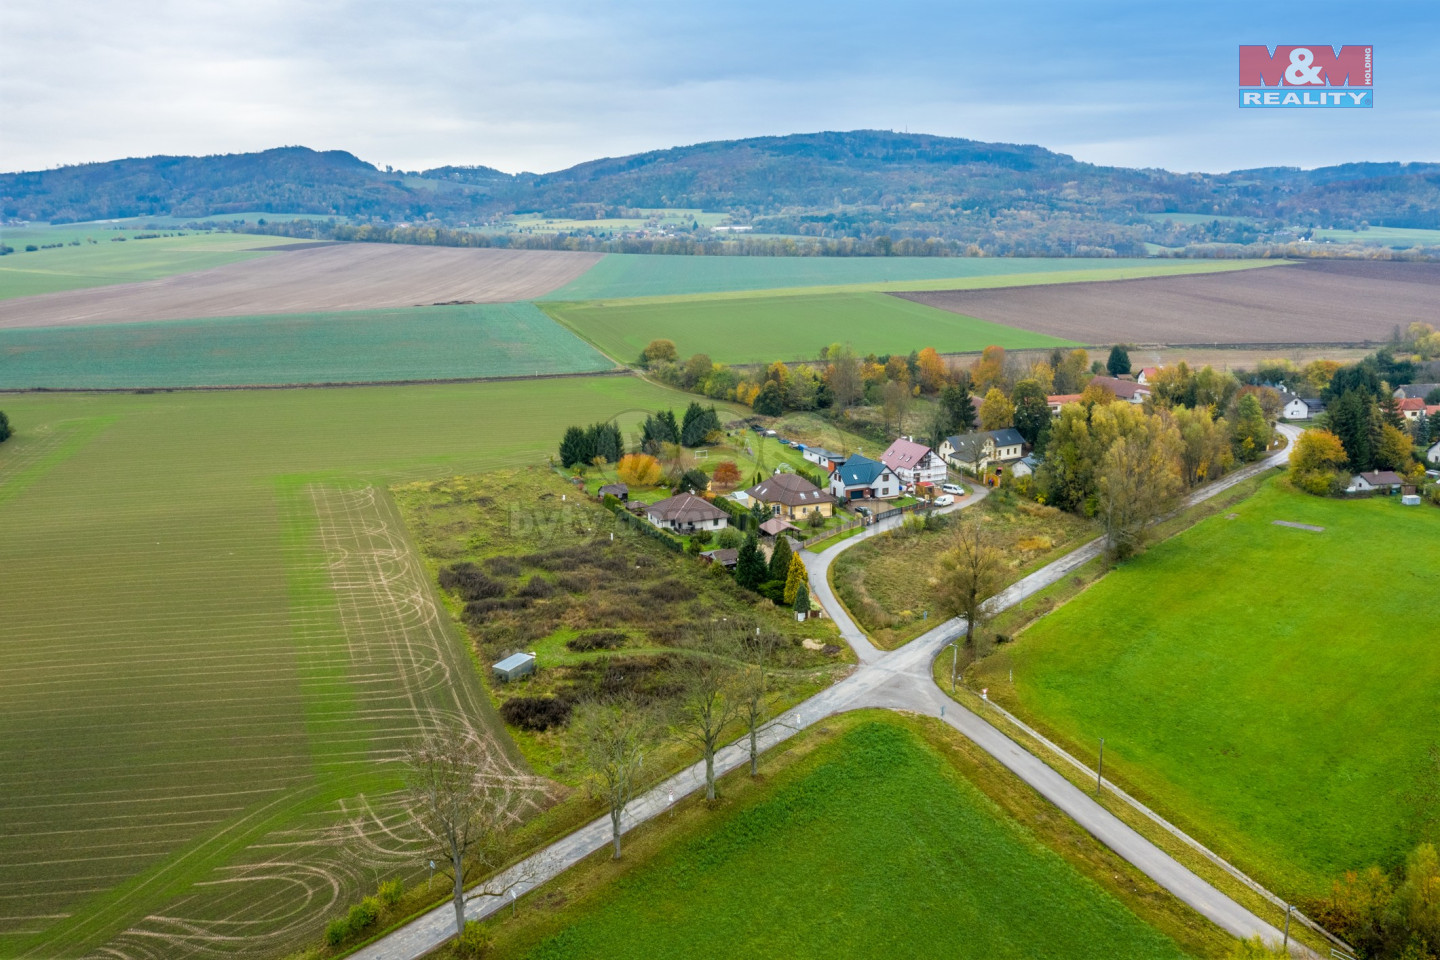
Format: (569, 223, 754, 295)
(0, 302, 613, 389)
(0, 228, 306, 299)
(469, 716, 1202, 960)
(544, 253, 1279, 301)
(975, 478, 1440, 896)
(0, 376, 734, 959)
(544, 290, 1072, 365)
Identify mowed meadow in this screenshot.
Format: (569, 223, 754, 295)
(0, 376, 722, 960)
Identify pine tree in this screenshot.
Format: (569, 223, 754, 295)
(1107, 345, 1131, 377)
(735, 535, 767, 591)
(0, 410, 10, 444)
(559, 425, 592, 467)
(783, 554, 807, 605)
(1328, 389, 1373, 470)
(792, 583, 810, 615)
(768, 534, 793, 582)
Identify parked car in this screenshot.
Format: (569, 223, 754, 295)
(933, 494, 955, 507)
(853, 505, 872, 518)
(941, 483, 965, 495)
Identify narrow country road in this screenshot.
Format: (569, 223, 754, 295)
(353, 426, 1307, 960)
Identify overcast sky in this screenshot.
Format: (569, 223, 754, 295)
(3, 0, 1437, 175)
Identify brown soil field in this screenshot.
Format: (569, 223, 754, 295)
(895, 260, 1440, 346)
(0, 243, 603, 328)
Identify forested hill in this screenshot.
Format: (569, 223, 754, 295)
(4, 131, 1440, 251)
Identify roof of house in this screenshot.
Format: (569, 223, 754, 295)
(880, 437, 935, 473)
(1399, 397, 1428, 412)
(598, 482, 628, 497)
(699, 548, 739, 567)
(833, 453, 895, 488)
(1089, 375, 1152, 400)
(646, 492, 728, 524)
(494, 652, 535, 672)
(746, 472, 836, 507)
(1354, 470, 1405, 485)
(806, 447, 845, 461)
(988, 428, 1026, 448)
(944, 429, 1025, 461)
(1141, 367, 1160, 378)
(1047, 393, 1082, 405)
(1427, 404, 1440, 416)
(1018, 454, 1041, 469)
(1396, 383, 1440, 399)
(757, 517, 800, 536)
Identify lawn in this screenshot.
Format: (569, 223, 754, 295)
(464, 715, 1202, 960)
(0, 301, 613, 388)
(0, 375, 737, 960)
(1312, 225, 1440, 248)
(543, 252, 1275, 301)
(544, 290, 1073, 365)
(972, 478, 1440, 898)
(832, 490, 1098, 648)
(0, 225, 306, 299)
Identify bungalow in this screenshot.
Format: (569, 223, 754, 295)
(828, 453, 903, 501)
(1088, 376, 1152, 404)
(746, 472, 837, 521)
(598, 482, 629, 501)
(698, 548, 739, 569)
(1046, 393, 1081, 415)
(1394, 383, 1440, 400)
(645, 493, 729, 534)
(939, 429, 1027, 473)
(801, 447, 848, 472)
(879, 437, 948, 488)
(1010, 454, 1041, 478)
(1346, 470, 1405, 494)
(1398, 397, 1428, 422)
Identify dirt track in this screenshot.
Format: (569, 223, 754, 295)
(895, 260, 1440, 345)
(0, 244, 603, 328)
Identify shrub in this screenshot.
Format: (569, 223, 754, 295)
(484, 555, 521, 577)
(439, 562, 505, 601)
(343, 896, 379, 937)
(691, 529, 714, 547)
(646, 578, 695, 603)
(500, 696, 572, 731)
(0, 411, 10, 444)
(716, 527, 743, 549)
(516, 575, 556, 599)
(455, 920, 492, 958)
(325, 917, 351, 946)
(378, 877, 404, 906)
(617, 453, 662, 486)
(566, 630, 626, 652)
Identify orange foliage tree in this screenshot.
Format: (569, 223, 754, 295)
(617, 453, 663, 486)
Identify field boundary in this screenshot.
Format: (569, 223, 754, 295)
(0, 367, 630, 395)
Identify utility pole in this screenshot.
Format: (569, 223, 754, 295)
(950, 643, 958, 692)
(1097, 738, 1105, 794)
(1283, 904, 1292, 950)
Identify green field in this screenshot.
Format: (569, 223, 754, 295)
(0, 302, 613, 388)
(483, 717, 1194, 960)
(974, 478, 1440, 896)
(1312, 225, 1440, 248)
(0, 225, 305, 299)
(545, 290, 1073, 364)
(0, 375, 729, 960)
(544, 253, 1279, 301)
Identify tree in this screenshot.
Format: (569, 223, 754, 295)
(616, 452, 662, 486)
(972, 345, 1007, 393)
(640, 339, 677, 365)
(916, 346, 947, 393)
(1055, 348, 1091, 394)
(1230, 393, 1271, 462)
(673, 653, 741, 801)
(881, 379, 912, 435)
(1375, 423, 1415, 471)
(793, 583, 810, 615)
(1098, 417, 1183, 560)
(682, 353, 713, 389)
(678, 467, 709, 493)
(939, 382, 976, 436)
(978, 387, 1015, 431)
(752, 381, 784, 417)
(404, 727, 547, 938)
(711, 460, 741, 489)
(1, 410, 12, 443)
(1171, 406, 1231, 486)
(735, 628, 779, 776)
(680, 402, 720, 447)
(783, 553, 807, 605)
(735, 533, 767, 590)
(1290, 429, 1347, 495)
(1107, 345, 1131, 377)
(558, 425, 592, 468)
(826, 345, 862, 412)
(574, 701, 652, 860)
(767, 533, 793, 583)
(1011, 378, 1050, 446)
(1329, 388, 1375, 470)
(585, 421, 623, 463)
(936, 515, 1006, 666)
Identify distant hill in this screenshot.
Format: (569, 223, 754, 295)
(4, 131, 1439, 254)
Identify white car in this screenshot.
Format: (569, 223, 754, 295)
(933, 494, 955, 507)
(941, 483, 965, 495)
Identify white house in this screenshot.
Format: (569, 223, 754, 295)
(800, 446, 847, 473)
(645, 493, 729, 533)
(1398, 398, 1428, 422)
(879, 437, 947, 488)
(1010, 454, 1041, 478)
(939, 429, 1027, 473)
(828, 454, 903, 501)
(1428, 440, 1440, 465)
(1345, 471, 1405, 494)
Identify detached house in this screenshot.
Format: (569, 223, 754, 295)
(1346, 471, 1405, 494)
(1280, 395, 1325, 420)
(1088, 376, 1152, 404)
(1046, 393, 1081, 415)
(746, 473, 837, 521)
(1398, 397, 1428, 422)
(645, 493, 729, 534)
(879, 437, 947, 488)
(828, 454, 903, 502)
(1427, 440, 1440, 465)
(939, 429, 1027, 473)
(801, 447, 848, 473)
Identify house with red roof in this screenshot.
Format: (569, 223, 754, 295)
(879, 437, 948, 488)
(1046, 393, 1082, 415)
(1398, 397, 1429, 421)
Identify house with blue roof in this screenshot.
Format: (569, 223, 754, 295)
(827, 453, 903, 502)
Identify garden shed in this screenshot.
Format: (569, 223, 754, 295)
(493, 652, 536, 683)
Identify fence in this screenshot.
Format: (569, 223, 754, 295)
(795, 500, 933, 549)
(604, 498, 684, 553)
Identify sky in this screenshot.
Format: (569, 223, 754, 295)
(3, 0, 1437, 176)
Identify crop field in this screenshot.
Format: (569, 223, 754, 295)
(898, 259, 1440, 346)
(544, 290, 1073, 365)
(0, 302, 613, 389)
(0, 244, 603, 328)
(476, 716, 1202, 960)
(0, 375, 725, 960)
(0, 227, 310, 300)
(972, 478, 1440, 897)
(544, 252, 1276, 301)
(1312, 225, 1440, 248)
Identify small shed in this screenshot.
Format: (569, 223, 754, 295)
(493, 652, 536, 683)
(599, 482, 629, 502)
(1402, 494, 1422, 506)
(758, 516, 800, 538)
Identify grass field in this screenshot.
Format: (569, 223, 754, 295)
(468, 715, 1202, 960)
(0, 226, 306, 299)
(544, 290, 1073, 365)
(0, 375, 732, 960)
(1312, 225, 1440, 248)
(544, 253, 1276, 301)
(0, 302, 613, 388)
(972, 478, 1440, 897)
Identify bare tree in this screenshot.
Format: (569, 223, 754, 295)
(827, 345, 862, 413)
(736, 628, 780, 777)
(672, 652, 742, 801)
(574, 700, 653, 860)
(936, 515, 1007, 668)
(404, 727, 549, 937)
(882, 379, 912, 436)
